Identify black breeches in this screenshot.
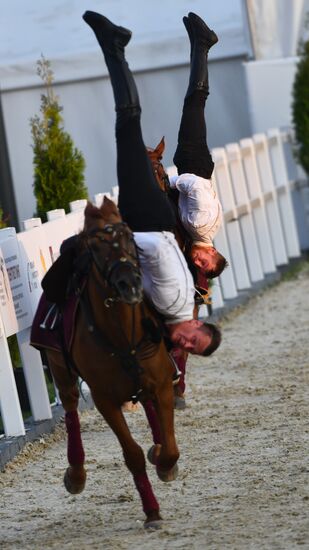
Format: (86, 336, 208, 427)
(116, 115, 176, 232)
(173, 90, 214, 179)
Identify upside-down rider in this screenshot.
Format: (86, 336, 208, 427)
(149, 12, 227, 284)
(82, 10, 222, 358)
(146, 12, 227, 405)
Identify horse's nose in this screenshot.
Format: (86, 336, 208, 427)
(116, 276, 143, 304)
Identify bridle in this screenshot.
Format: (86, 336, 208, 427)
(151, 159, 170, 193)
(84, 222, 140, 291)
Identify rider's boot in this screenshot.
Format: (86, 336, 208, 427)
(83, 11, 140, 129)
(185, 12, 218, 98)
(173, 12, 218, 177)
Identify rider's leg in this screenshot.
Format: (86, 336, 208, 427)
(173, 12, 218, 179)
(83, 12, 175, 232)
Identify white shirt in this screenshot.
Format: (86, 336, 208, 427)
(169, 173, 222, 246)
(133, 231, 195, 324)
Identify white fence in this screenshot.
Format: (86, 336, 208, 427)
(0, 127, 308, 438)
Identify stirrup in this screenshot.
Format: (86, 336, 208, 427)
(168, 353, 181, 385)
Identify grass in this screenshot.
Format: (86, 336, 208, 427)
(280, 253, 309, 281)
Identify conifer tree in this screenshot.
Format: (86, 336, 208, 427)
(30, 56, 88, 220)
(292, 22, 309, 176)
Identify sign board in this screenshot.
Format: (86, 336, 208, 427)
(17, 226, 52, 317)
(0, 246, 18, 337)
(0, 228, 32, 331)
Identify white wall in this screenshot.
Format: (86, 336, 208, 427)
(0, 0, 251, 226)
(244, 57, 299, 135)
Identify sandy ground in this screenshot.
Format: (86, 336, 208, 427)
(1, 264, 309, 550)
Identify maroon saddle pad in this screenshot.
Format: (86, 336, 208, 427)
(30, 291, 79, 354)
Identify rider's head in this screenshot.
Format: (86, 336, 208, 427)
(167, 319, 221, 356)
(190, 244, 228, 279)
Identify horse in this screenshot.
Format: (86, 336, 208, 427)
(31, 197, 179, 528)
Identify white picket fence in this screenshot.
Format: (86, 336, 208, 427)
(0, 127, 308, 439)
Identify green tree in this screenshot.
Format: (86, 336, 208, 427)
(292, 29, 309, 176)
(30, 56, 88, 220)
(0, 206, 8, 229)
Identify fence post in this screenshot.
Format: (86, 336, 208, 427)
(267, 128, 301, 259)
(253, 133, 288, 266)
(16, 220, 53, 421)
(212, 148, 251, 290)
(0, 314, 25, 436)
(226, 143, 264, 283)
(240, 138, 277, 274)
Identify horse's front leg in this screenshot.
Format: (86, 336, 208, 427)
(46, 351, 87, 494)
(92, 394, 162, 528)
(148, 382, 180, 482)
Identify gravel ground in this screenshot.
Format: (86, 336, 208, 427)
(0, 264, 309, 550)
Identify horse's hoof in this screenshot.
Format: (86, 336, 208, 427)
(144, 510, 163, 529)
(63, 466, 86, 494)
(157, 463, 179, 482)
(144, 519, 163, 530)
(147, 444, 161, 465)
(174, 395, 186, 410)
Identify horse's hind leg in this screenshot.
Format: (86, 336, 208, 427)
(92, 394, 162, 527)
(46, 351, 87, 494)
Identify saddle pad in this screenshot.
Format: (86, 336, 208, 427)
(30, 291, 79, 354)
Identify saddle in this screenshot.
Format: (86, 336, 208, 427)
(30, 290, 80, 354)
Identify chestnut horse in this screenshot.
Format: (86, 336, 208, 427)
(39, 198, 179, 527)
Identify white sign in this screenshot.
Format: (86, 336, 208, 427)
(0, 246, 18, 337)
(0, 228, 32, 331)
(17, 226, 52, 317)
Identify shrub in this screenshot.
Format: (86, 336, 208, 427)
(30, 56, 88, 220)
(292, 34, 309, 176)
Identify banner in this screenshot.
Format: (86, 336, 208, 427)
(0, 246, 18, 337)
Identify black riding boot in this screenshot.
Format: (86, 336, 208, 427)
(173, 12, 218, 179)
(83, 11, 141, 130)
(83, 11, 176, 232)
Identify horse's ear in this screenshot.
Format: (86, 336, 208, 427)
(84, 201, 99, 218)
(101, 195, 117, 212)
(84, 201, 103, 230)
(100, 196, 121, 220)
(147, 136, 165, 162)
(156, 136, 165, 157)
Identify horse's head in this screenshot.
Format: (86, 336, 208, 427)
(82, 198, 143, 305)
(147, 137, 170, 193)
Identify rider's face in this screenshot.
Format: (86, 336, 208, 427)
(167, 319, 211, 355)
(191, 246, 218, 273)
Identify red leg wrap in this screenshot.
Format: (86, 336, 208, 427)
(134, 472, 159, 514)
(65, 410, 85, 466)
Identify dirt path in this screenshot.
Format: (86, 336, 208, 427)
(1, 265, 309, 550)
